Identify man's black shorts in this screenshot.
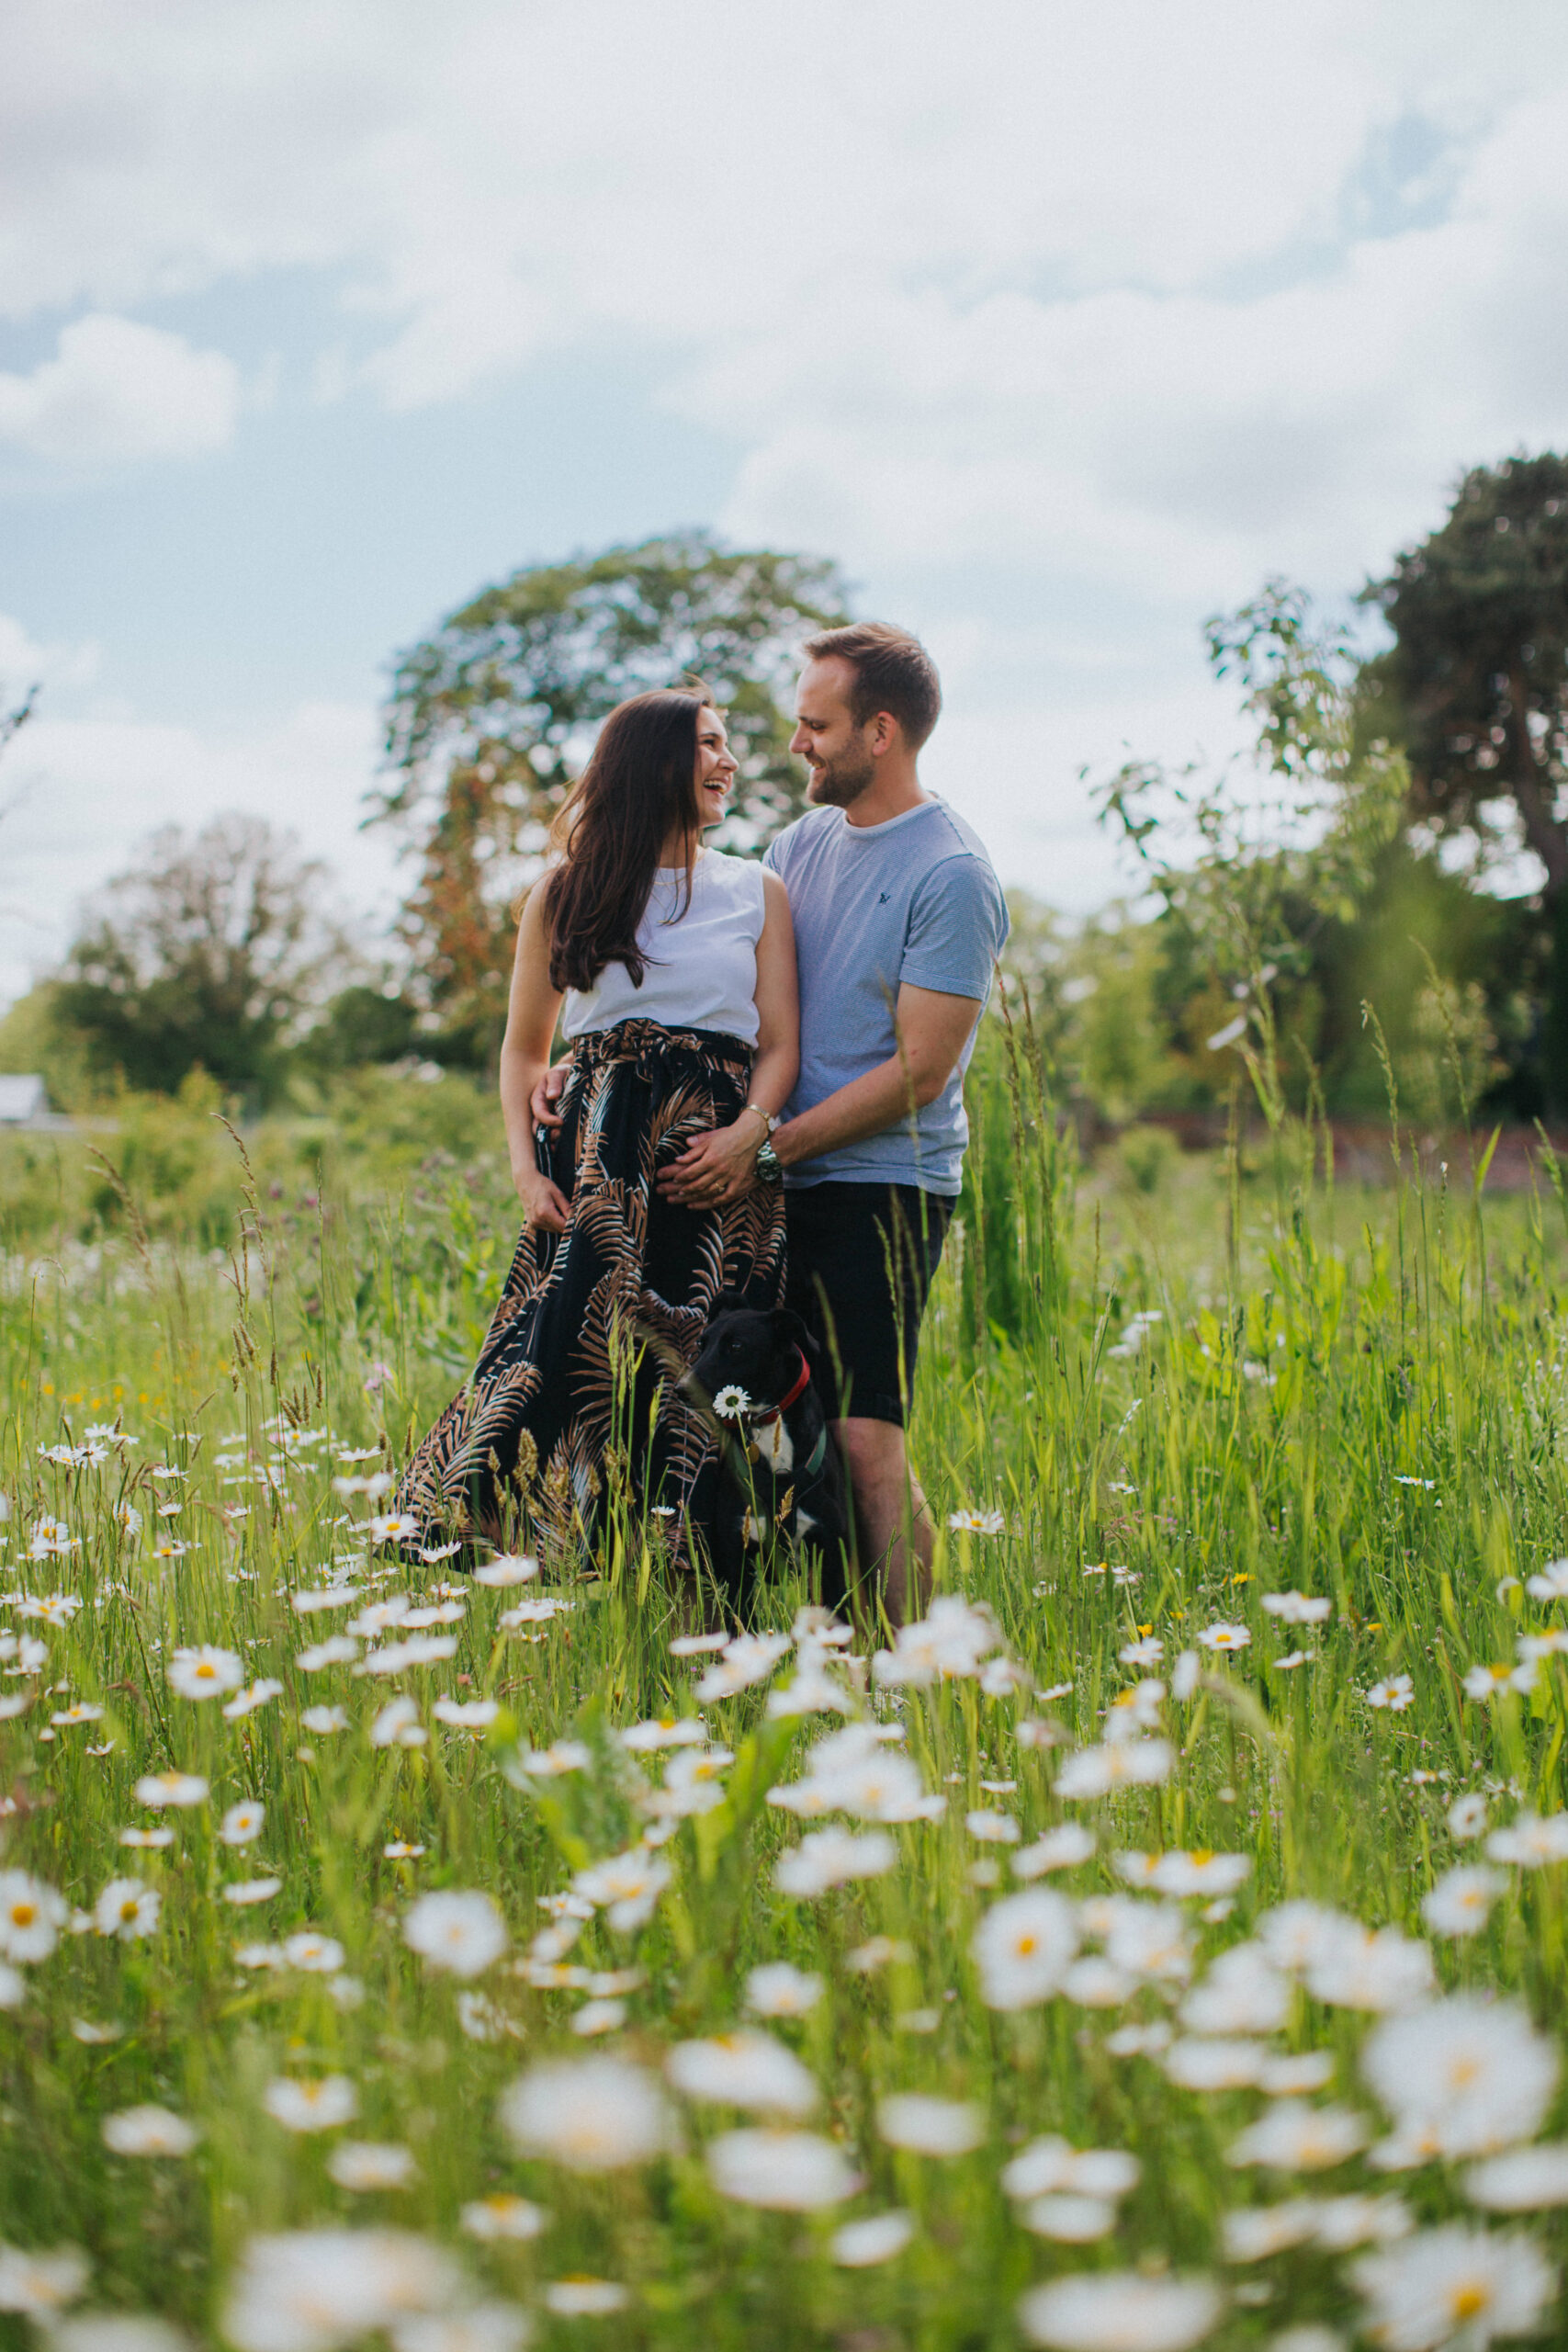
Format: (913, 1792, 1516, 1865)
(784, 1181, 953, 1429)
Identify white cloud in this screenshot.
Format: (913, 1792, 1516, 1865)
(5, 0, 1568, 917)
(4, 1, 1564, 561)
(0, 612, 98, 696)
(702, 80, 1568, 608)
(0, 313, 240, 464)
(0, 695, 398, 1005)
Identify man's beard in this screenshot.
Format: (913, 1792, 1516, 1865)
(806, 745, 876, 808)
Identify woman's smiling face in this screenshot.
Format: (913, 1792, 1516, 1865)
(694, 707, 738, 831)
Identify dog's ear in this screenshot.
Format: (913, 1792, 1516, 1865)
(709, 1288, 750, 1320)
(773, 1308, 819, 1363)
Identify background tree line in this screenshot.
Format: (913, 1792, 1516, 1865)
(5, 459, 1568, 1132)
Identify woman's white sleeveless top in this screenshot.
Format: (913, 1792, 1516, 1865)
(559, 850, 767, 1048)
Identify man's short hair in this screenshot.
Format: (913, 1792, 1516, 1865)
(802, 621, 942, 752)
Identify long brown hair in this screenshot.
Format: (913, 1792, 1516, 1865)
(541, 687, 709, 993)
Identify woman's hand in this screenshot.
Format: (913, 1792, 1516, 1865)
(658, 1119, 762, 1210)
(516, 1165, 571, 1230)
(530, 1061, 570, 1132)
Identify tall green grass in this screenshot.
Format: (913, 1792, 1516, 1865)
(3, 1025, 1568, 2348)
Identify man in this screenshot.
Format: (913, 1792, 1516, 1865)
(664, 622, 1009, 1621)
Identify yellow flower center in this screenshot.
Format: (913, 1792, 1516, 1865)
(1452, 2286, 1489, 2320)
(118, 1899, 138, 1922)
(11, 1902, 35, 1927)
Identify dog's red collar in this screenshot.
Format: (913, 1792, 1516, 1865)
(747, 1350, 812, 1428)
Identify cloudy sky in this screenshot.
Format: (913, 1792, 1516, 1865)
(4, 0, 1568, 1005)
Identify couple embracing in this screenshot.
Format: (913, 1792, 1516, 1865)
(398, 623, 1009, 1623)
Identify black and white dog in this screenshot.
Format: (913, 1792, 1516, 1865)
(687, 1300, 851, 1614)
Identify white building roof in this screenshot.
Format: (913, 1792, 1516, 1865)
(0, 1074, 47, 1122)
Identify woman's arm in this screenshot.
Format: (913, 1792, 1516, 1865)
(499, 885, 571, 1232)
(658, 870, 798, 1208)
(745, 869, 800, 1121)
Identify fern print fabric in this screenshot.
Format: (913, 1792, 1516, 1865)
(397, 1020, 786, 1554)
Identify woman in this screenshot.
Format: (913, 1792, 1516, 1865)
(397, 686, 798, 1558)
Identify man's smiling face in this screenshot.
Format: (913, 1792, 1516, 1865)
(790, 656, 877, 808)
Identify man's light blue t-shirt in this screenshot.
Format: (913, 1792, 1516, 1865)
(762, 796, 1010, 1197)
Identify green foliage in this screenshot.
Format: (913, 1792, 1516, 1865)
(0, 1068, 505, 1255)
(1361, 452, 1568, 893)
(1087, 580, 1553, 1129)
(1100, 581, 1406, 1024)
(297, 984, 422, 1076)
(0, 980, 93, 1106)
(1111, 1123, 1179, 1196)
(373, 531, 852, 1043)
(1360, 455, 1568, 1112)
(54, 817, 343, 1106)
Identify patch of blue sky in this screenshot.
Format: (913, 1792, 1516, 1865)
(0, 269, 741, 724)
(1198, 108, 1473, 306)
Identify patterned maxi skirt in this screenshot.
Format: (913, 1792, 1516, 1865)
(396, 1019, 787, 1554)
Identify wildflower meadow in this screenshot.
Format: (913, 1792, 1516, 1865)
(6, 1026, 1568, 2352)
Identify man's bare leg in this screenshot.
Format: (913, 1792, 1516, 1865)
(837, 1416, 933, 1626)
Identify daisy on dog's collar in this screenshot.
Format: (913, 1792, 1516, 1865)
(713, 1352, 811, 1430)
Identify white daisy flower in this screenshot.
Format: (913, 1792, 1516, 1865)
(1018, 2271, 1223, 2352)
(666, 2030, 818, 2117)
(542, 2280, 628, 2317)
(745, 1962, 823, 2018)
(459, 2195, 547, 2241)
(705, 2127, 856, 2210)
(1351, 2223, 1553, 2352)
(402, 1890, 507, 1979)
(1361, 1996, 1558, 2159)
(94, 1881, 161, 1940)
(472, 1555, 538, 1587)
(284, 1931, 345, 1974)
(876, 2095, 984, 2155)
(165, 1646, 243, 1702)
(134, 1771, 209, 1809)
(222, 1679, 284, 1720)
(262, 2075, 358, 2133)
(326, 2142, 417, 2191)
(299, 1704, 349, 1734)
(1422, 1865, 1504, 1938)
(829, 2211, 916, 2267)
(1366, 1675, 1415, 1711)
(0, 1870, 68, 1962)
(500, 2056, 669, 2170)
(1226, 2101, 1369, 2172)
(774, 1829, 897, 1897)
(101, 2107, 199, 2158)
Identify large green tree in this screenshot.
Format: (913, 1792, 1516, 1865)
(372, 530, 851, 1051)
(1361, 454, 1568, 1105)
(57, 816, 341, 1101)
(1361, 454, 1568, 889)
